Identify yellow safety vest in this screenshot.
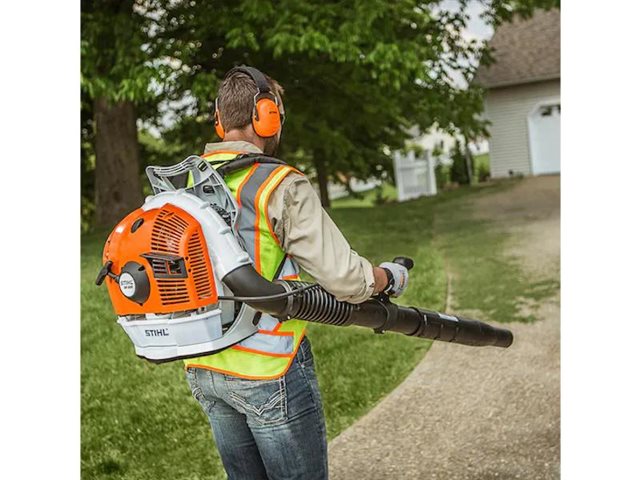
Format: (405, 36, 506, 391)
(184, 150, 307, 379)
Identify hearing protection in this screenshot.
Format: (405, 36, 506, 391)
(214, 66, 282, 139)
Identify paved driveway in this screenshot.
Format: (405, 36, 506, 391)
(329, 176, 561, 479)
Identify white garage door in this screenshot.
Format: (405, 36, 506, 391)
(528, 103, 561, 175)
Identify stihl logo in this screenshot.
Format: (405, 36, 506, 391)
(145, 328, 169, 337)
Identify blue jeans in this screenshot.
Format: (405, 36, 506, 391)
(185, 337, 328, 480)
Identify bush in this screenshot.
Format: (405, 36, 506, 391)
(373, 184, 389, 205)
(474, 153, 491, 183)
(435, 161, 450, 190)
(449, 141, 473, 185)
(477, 162, 490, 182)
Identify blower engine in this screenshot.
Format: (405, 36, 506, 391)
(96, 156, 513, 363)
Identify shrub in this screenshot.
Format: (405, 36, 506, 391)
(435, 161, 450, 189)
(450, 140, 473, 185)
(474, 154, 491, 183)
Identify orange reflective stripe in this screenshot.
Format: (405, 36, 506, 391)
(184, 359, 298, 380)
(183, 159, 307, 380)
(184, 325, 307, 379)
(263, 166, 296, 247)
(257, 328, 294, 337)
(253, 166, 289, 274)
(235, 163, 260, 205)
(231, 344, 294, 358)
(281, 274, 299, 280)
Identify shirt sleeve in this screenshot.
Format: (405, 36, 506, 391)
(268, 173, 376, 303)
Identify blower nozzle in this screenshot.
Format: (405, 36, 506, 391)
(223, 265, 513, 349)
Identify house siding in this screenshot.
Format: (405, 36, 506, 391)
(485, 79, 560, 178)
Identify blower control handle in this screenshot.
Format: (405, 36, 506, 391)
(392, 256, 414, 271)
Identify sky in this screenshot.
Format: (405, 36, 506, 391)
(413, 0, 494, 152)
(439, 0, 495, 87)
(441, 0, 494, 42)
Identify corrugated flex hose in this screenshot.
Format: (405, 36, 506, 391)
(222, 263, 513, 348)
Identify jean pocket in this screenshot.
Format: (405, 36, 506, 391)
(227, 376, 287, 427)
(298, 337, 315, 368)
(185, 368, 213, 410)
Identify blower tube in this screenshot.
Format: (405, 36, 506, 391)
(222, 258, 513, 349)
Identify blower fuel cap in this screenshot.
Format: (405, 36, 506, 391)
(118, 261, 150, 304)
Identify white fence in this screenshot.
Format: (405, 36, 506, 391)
(392, 150, 437, 202)
(327, 178, 380, 201)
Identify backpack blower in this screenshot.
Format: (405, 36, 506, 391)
(96, 156, 513, 363)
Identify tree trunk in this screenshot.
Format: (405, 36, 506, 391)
(313, 154, 331, 208)
(93, 96, 143, 229)
(464, 141, 474, 185)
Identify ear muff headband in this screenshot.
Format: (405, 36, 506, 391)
(214, 66, 281, 139)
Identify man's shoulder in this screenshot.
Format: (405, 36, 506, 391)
(273, 169, 315, 206)
(248, 154, 305, 179)
(244, 153, 290, 167)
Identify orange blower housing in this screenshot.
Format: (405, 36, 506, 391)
(103, 204, 218, 316)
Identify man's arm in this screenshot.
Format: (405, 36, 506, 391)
(372, 266, 391, 294)
(268, 173, 389, 303)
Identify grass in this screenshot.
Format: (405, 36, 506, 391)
(431, 182, 559, 323)
(81, 198, 444, 479)
(81, 177, 558, 479)
(331, 182, 397, 208)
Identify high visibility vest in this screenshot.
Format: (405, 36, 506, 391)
(183, 150, 307, 379)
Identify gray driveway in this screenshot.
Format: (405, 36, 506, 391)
(328, 176, 560, 479)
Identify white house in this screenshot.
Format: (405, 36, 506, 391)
(475, 8, 560, 178)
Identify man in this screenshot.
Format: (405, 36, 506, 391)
(184, 66, 409, 480)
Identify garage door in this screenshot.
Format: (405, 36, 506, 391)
(528, 103, 561, 175)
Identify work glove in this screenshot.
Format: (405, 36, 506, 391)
(380, 261, 410, 298)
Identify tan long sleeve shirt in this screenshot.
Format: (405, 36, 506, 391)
(204, 141, 376, 303)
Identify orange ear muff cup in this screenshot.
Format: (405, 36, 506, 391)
(214, 109, 225, 139)
(252, 97, 281, 138)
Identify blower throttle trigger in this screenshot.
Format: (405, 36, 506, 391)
(392, 256, 414, 270)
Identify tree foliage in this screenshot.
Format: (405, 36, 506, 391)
(81, 0, 165, 105)
(81, 0, 559, 221)
(82, 0, 168, 228)
(153, 2, 488, 192)
(450, 140, 473, 185)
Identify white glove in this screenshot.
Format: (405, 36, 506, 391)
(380, 261, 409, 297)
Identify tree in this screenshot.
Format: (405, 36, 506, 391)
(81, 0, 162, 228)
(81, 0, 559, 219)
(450, 139, 474, 185)
(150, 0, 556, 207)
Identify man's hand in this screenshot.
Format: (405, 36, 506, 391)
(377, 262, 410, 297)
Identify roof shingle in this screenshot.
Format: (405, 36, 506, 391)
(475, 8, 560, 89)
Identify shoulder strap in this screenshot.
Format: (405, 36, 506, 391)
(272, 254, 289, 281)
(216, 153, 288, 177)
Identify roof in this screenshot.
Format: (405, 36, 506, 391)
(474, 8, 560, 89)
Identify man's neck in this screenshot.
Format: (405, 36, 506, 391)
(223, 130, 265, 151)
(203, 139, 263, 155)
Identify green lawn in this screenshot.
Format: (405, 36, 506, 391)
(81, 197, 443, 479)
(82, 178, 556, 479)
(432, 186, 559, 322)
(331, 182, 397, 208)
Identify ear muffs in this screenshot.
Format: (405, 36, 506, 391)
(215, 66, 282, 139)
(252, 95, 281, 138)
(214, 106, 225, 139)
